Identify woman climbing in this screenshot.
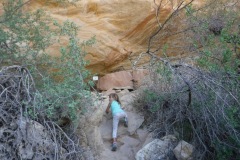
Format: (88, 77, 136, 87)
(105, 93, 128, 151)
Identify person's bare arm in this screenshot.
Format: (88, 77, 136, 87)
(105, 102, 111, 114)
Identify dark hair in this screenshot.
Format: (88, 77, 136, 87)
(109, 93, 121, 105)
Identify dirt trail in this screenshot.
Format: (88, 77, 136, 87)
(97, 93, 150, 160)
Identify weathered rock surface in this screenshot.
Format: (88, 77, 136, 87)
(0, 66, 94, 160)
(77, 87, 150, 160)
(77, 98, 107, 155)
(97, 69, 150, 91)
(22, 119, 68, 159)
(132, 69, 150, 89)
(0, 117, 66, 160)
(97, 71, 133, 91)
(135, 135, 178, 160)
(173, 140, 194, 160)
(26, 0, 205, 75)
(100, 111, 144, 141)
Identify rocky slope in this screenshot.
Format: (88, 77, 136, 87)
(76, 88, 152, 160)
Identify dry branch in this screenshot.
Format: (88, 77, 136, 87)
(0, 65, 85, 160)
(133, 0, 240, 159)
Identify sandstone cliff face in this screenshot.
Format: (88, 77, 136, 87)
(27, 0, 204, 75)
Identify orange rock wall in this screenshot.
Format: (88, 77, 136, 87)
(25, 0, 204, 75)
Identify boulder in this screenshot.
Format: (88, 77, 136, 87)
(86, 103, 105, 126)
(97, 69, 151, 91)
(97, 71, 133, 91)
(120, 92, 136, 111)
(77, 98, 108, 154)
(127, 112, 145, 135)
(85, 126, 104, 154)
(15, 118, 66, 160)
(132, 69, 149, 89)
(135, 136, 177, 160)
(173, 140, 194, 160)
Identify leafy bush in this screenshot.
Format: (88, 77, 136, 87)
(33, 21, 95, 123)
(186, 1, 240, 73)
(135, 62, 240, 159)
(135, 0, 240, 159)
(0, 0, 95, 124)
(0, 0, 95, 159)
(0, 66, 89, 159)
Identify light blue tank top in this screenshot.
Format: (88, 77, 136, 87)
(111, 100, 124, 116)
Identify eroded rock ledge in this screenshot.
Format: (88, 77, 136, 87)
(97, 69, 149, 91)
(26, 0, 205, 75)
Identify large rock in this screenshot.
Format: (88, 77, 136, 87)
(127, 112, 145, 135)
(1, 118, 67, 160)
(97, 69, 151, 91)
(173, 140, 194, 160)
(27, 0, 206, 75)
(77, 98, 108, 155)
(120, 92, 136, 111)
(97, 71, 133, 91)
(132, 69, 149, 89)
(135, 136, 177, 160)
(85, 126, 105, 154)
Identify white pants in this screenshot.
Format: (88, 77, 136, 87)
(112, 112, 127, 138)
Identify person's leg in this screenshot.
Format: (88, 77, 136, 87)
(112, 114, 120, 140)
(112, 113, 121, 151)
(119, 112, 128, 127)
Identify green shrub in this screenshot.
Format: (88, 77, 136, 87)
(0, 0, 95, 124)
(135, 1, 240, 159)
